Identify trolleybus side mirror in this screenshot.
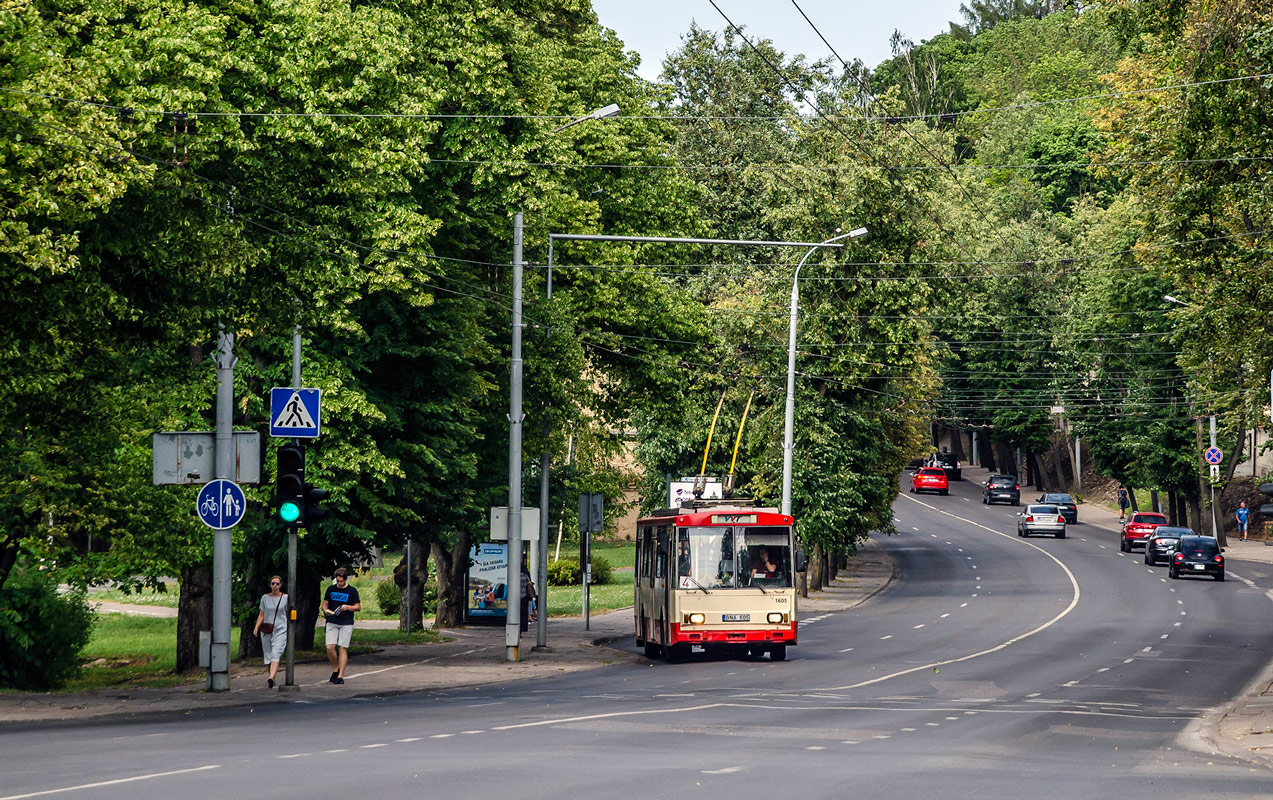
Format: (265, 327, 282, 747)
(794, 549, 807, 573)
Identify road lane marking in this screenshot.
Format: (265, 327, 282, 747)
(279, 754, 310, 758)
(1097, 668, 1110, 673)
(0, 766, 222, 800)
(941, 613, 950, 618)
(914, 624, 925, 629)
(702, 767, 743, 774)
(360, 744, 389, 749)
(880, 635, 894, 640)
(823, 494, 1083, 692)
(397, 738, 422, 742)
(430, 734, 454, 738)
(807, 746, 826, 750)
(839, 648, 854, 652)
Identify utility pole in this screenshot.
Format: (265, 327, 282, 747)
(209, 324, 235, 691)
(281, 324, 301, 692)
(506, 213, 525, 662)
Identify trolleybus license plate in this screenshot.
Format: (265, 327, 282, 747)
(722, 613, 750, 622)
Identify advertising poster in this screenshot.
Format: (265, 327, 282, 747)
(465, 543, 508, 625)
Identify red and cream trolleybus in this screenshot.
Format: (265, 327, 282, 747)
(634, 502, 799, 662)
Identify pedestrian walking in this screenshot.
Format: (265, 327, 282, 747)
(253, 575, 288, 689)
(1117, 486, 1130, 523)
(519, 562, 536, 633)
(321, 567, 361, 684)
(1236, 500, 1250, 541)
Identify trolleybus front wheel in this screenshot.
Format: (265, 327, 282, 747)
(664, 643, 691, 663)
(769, 645, 787, 661)
(643, 641, 663, 659)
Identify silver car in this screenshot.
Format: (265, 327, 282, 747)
(1017, 504, 1066, 538)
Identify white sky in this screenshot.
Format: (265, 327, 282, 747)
(591, 0, 969, 81)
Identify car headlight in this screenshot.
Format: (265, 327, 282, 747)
(686, 613, 705, 625)
(767, 612, 786, 624)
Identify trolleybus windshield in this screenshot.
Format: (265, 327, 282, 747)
(677, 526, 793, 589)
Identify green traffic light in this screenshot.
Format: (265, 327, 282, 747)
(279, 501, 302, 524)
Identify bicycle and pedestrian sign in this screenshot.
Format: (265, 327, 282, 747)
(197, 479, 247, 529)
(270, 387, 321, 438)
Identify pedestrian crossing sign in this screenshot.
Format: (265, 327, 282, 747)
(270, 388, 321, 438)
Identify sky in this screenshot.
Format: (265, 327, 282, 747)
(591, 0, 969, 81)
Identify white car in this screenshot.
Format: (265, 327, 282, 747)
(1017, 505, 1066, 538)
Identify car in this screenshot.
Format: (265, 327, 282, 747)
(928, 451, 963, 481)
(1144, 526, 1191, 565)
(1037, 492, 1077, 524)
(983, 474, 1020, 505)
(910, 467, 949, 495)
(1017, 504, 1066, 538)
(1120, 512, 1168, 552)
(1169, 535, 1225, 581)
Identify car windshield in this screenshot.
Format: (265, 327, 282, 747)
(1132, 514, 1167, 524)
(1044, 494, 1073, 503)
(1154, 527, 1190, 538)
(990, 477, 1015, 486)
(919, 468, 944, 476)
(1178, 536, 1219, 557)
(1028, 505, 1058, 514)
(677, 526, 792, 589)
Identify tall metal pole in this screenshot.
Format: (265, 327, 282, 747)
(1210, 415, 1219, 539)
(210, 324, 236, 691)
(1074, 437, 1081, 493)
(782, 228, 865, 515)
(506, 213, 525, 662)
(535, 240, 554, 650)
(282, 324, 301, 691)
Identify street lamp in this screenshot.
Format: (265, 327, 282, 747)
(1163, 294, 1193, 307)
(781, 226, 868, 516)
(509, 103, 621, 662)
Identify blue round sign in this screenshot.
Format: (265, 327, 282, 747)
(196, 479, 247, 529)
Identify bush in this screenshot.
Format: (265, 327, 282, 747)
(0, 568, 96, 690)
(374, 579, 400, 616)
(546, 556, 612, 587)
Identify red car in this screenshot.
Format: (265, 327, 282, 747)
(910, 467, 949, 496)
(1120, 512, 1168, 552)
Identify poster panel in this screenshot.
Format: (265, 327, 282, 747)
(465, 543, 508, 625)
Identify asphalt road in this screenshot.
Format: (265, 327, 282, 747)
(6, 475, 1273, 799)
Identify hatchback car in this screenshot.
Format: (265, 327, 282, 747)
(1144, 526, 1190, 565)
(1017, 504, 1066, 538)
(1037, 492, 1077, 524)
(929, 451, 962, 481)
(1120, 512, 1167, 552)
(910, 467, 949, 495)
(1169, 535, 1224, 581)
(983, 475, 1020, 505)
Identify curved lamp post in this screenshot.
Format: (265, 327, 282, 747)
(781, 227, 868, 516)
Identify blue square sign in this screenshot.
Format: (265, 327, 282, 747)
(270, 388, 321, 438)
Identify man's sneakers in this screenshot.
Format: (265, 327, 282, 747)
(329, 671, 339, 684)
(333, 677, 344, 684)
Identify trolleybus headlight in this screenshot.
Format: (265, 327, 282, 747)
(767, 612, 786, 623)
(686, 613, 705, 625)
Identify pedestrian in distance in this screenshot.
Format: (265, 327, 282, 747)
(321, 567, 361, 684)
(519, 562, 536, 634)
(1236, 500, 1250, 541)
(1117, 486, 1130, 523)
(254, 575, 288, 689)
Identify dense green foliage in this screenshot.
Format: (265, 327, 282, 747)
(546, 555, 612, 587)
(0, 567, 96, 689)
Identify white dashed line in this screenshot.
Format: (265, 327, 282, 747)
(397, 738, 422, 743)
(839, 647, 854, 653)
(926, 722, 941, 726)
(914, 624, 926, 629)
(430, 734, 454, 739)
(960, 603, 968, 608)
(325, 749, 348, 754)
(1025, 693, 1041, 698)
(1143, 647, 1153, 652)
(880, 635, 894, 640)
(1063, 680, 1079, 687)
(901, 727, 917, 732)
(702, 767, 743, 775)
(807, 746, 826, 750)
(279, 754, 309, 759)
(940, 613, 950, 618)
(360, 744, 389, 749)
(1124, 659, 1134, 664)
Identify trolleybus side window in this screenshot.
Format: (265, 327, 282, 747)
(655, 527, 670, 579)
(638, 526, 652, 578)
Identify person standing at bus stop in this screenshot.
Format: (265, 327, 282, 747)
(519, 562, 536, 633)
(321, 568, 360, 684)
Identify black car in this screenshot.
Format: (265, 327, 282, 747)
(1037, 492, 1077, 524)
(929, 451, 962, 481)
(1144, 526, 1190, 565)
(1169, 535, 1225, 581)
(982, 475, 1020, 505)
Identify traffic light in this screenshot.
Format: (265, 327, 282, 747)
(303, 483, 329, 526)
(1259, 483, 1273, 518)
(276, 444, 305, 525)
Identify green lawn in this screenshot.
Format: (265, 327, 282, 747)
(544, 569, 633, 616)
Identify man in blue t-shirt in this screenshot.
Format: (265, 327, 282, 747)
(322, 568, 361, 684)
(1236, 501, 1250, 541)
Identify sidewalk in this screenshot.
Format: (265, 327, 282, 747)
(0, 541, 895, 727)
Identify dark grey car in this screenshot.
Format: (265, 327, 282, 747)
(1037, 492, 1077, 524)
(983, 475, 1020, 505)
(1144, 526, 1190, 565)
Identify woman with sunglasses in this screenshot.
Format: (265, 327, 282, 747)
(253, 576, 288, 689)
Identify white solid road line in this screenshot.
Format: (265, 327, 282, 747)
(0, 766, 221, 800)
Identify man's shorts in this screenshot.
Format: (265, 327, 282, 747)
(325, 622, 353, 649)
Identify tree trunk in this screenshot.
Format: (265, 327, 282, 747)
(395, 539, 430, 631)
(1128, 488, 1140, 513)
(1150, 489, 1161, 513)
(1167, 491, 1178, 525)
(237, 564, 266, 661)
(432, 532, 470, 628)
(176, 564, 212, 673)
(980, 435, 996, 471)
(1185, 484, 1202, 533)
(1224, 425, 1247, 483)
(809, 543, 824, 591)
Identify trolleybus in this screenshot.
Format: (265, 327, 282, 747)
(634, 502, 800, 662)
